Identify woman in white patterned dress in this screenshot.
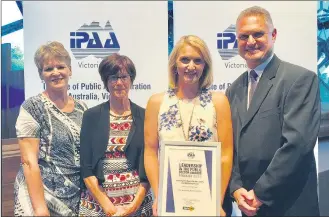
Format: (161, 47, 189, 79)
(144, 35, 234, 216)
(14, 41, 87, 216)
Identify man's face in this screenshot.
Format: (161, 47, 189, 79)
(236, 15, 277, 69)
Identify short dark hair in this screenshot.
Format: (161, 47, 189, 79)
(98, 54, 137, 91)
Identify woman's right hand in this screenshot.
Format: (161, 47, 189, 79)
(152, 199, 158, 216)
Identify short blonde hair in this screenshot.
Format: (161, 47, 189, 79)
(168, 35, 213, 90)
(34, 41, 71, 75)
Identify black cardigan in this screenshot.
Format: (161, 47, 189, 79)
(80, 100, 148, 188)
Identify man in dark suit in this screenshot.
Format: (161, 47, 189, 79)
(226, 6, 320, 216)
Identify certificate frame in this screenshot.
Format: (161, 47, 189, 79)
(158, 140, 221, 216)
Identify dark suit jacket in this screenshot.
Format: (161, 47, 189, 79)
(226, 55, 320, 216)
(80, 100, 148, 188)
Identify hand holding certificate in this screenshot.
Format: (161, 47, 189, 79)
(158, 141, 221, 216)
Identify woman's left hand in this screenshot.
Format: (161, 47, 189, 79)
(114, 203, 138, 216)
(116, 183, 147, 216)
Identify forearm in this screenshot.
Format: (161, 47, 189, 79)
(144, 148, 159, 199)
(22, 163, 48, 213)
(84, 176, 115, 214)
(221, 153, 232, 204)
(132, 182, 150, 209)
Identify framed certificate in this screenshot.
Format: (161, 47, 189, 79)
(158, 141, 221, 216)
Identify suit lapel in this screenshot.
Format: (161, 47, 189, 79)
(241, 55, 281, 130)
(123, 100, 139, 151)
(236, 72, 248, 125)
(97, 101, 110, 158)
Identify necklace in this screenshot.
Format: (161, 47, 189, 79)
(177, 97, 197, 141)
(109, 109, 131, 117)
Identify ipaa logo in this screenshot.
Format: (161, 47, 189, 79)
(214, 24, 246, 91)
(217, 24, 238, 61)
(187, 152, 195, 159)
(70, 21, 120, 60)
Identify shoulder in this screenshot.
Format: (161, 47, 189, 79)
(280, 61, 316, 81)
(83, 101, 107, 118)
(130, 101, 145, 117)
(276, 61, 318, 93)
(21, 94, 42, 107)
(16, 95, 45, 126)
(74, 99, 88, 111)
(19, 94, 44, 113)
(226, 72, 247, 94)
(211, 91, 228, 101)
(211, 91, 230, 108)
(147, 92, 165, 107)
(211, 91, 231, 119)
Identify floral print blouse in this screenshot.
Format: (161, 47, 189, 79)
(158, 88, 218, 144)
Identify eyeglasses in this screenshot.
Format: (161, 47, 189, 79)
(108, 74, 130, 83)
(237, 31, 270, 41)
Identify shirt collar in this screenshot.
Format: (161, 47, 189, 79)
(247, 53, 274, 78)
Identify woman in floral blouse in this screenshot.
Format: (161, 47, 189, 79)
(144, 35, 234, 216)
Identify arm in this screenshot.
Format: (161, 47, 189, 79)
(83, 177, 116, 215)
(80, 111, 116, 215)
(144, 93, 163, 210)
(253, 72, 320, 206)
(122, 182, 150, 215)
(124, 140, 151, 214)
(15, 102, 49, 216)
(80, 111, 94, 179)
(213, 92, 234, 205)
(133, 182, 150, 208)
(225, 88, 256, 215)
(19, 138, 50, 216)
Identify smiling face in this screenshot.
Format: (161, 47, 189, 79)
(41, 58, 71, 92)
(236, 15, 277, 69)
(175, 44, 206, 86)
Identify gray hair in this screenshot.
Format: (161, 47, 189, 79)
(236, 6, 274, 30)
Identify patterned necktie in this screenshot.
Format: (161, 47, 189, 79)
(248, 70, 258, 108)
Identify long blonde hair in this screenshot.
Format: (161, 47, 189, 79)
(168, 35, 213, 90)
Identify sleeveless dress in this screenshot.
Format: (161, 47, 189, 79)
(158, 88, 234, 215)
(158, 88, 218, 143)
(79, 113, 153, 216)
(14, 94, 87, 216)
(157, 88, 218, 214)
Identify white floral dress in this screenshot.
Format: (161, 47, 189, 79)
(158, 88, 218, 143)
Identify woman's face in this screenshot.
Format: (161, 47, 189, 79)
(175, 44, 206, 85)
(41, 58, 71, 92)
(107, 70, 131, 99)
